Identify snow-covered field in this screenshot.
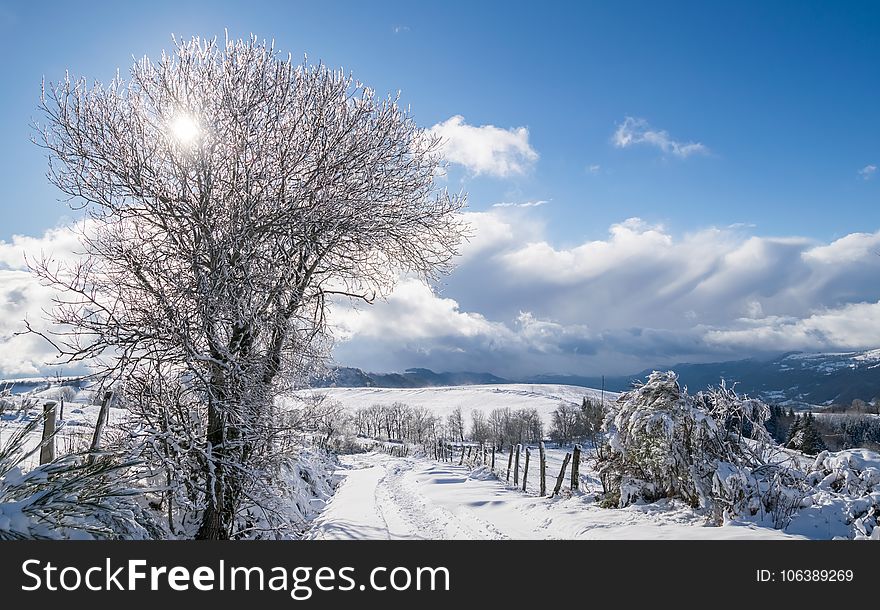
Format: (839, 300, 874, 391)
(307, 452, 803, 540)
(4, 381, 879, 540)
(298, 383, 616, 429)
(0, 387, 128, 471)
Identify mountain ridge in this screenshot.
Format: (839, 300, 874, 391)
(315, 350, 880, 407)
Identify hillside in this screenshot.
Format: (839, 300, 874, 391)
(313, 349, 880, 407)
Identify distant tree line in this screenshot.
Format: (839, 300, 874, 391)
(765, 402, 880, 453)
(548, 397, 605, 447)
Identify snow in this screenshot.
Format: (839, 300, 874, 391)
(297, 384, 616, 429)
(307, 452, 804, 540)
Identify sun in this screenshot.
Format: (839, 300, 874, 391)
(169, 113, 200, 145)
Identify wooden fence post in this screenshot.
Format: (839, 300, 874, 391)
(459, 445, 465, 466)
(491, 445, 496, 471)
(39, 401, 57, 465)
(522, 447, 530, 492)
(571, 444, 581, 491)
(507, 446, 514, 481)
(513, 443, 521, 486)
(88, 391, 113, 463)
(539, 441, 547, 496)
(553, 452, 572, 496)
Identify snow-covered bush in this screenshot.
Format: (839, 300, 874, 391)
(598, 371, 783, 523)
(233, 449, 338, 539)
(0, 416, 162, 540)
(788, 448, 880, 539)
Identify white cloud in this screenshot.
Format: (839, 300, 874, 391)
(491, 200, 547, 209)
(393, 25, 410, 34)
(0, 225, 86, 377)
(428, 115, 538, 177)
(9, 216, 880, 379)
(332, 210, 880, 376)
(587, 164, 601, 174)
(859, 164, 877, 180)
(613, 116, 708, 158)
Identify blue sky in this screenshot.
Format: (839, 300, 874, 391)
(1, 1, 880, 377)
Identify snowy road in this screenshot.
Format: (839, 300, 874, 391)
(306, 452, 804, 540)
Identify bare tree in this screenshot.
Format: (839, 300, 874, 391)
(447, 407, 465, 443)
(470, 409, 490, 444)
(32, 35, 465, 538)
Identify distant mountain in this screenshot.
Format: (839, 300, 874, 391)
(655, 351, 880, 407)
(311, 367, 509, 389)
(318, 350, 880, 407)
(529, 351, 880, 407)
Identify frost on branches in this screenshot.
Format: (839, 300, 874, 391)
(29, 35, 464, 538)
(0, 415, 160, 540)
(598, 371, 799, 525)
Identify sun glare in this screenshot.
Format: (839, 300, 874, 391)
(169, 114, 200, 145)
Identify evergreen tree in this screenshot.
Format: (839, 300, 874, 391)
(798, 413, 827, 455)
(785, 415, 802, 449)
(785, 412, 827, 455)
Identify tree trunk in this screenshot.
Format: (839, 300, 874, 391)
(197, 398, 229, 540)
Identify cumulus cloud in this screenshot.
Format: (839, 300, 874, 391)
(332, 208, 880, 376)
(7, 214, 880, 379)
(859, 164, 877, 180)
(428, 115, 538, 177)
(0, 225, 87, 377)
(613, 116, 708, 158)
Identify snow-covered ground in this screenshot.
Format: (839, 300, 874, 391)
(307, 451, 803, 540)
(298, 384, 616, 429)
(4, 381, 878, 540)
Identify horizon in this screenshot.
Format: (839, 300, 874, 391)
(2, 1, 880, 377)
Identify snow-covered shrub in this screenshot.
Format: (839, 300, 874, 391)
(598, 371, 782, 523)
(233, 449, 338, 539)
(0, 415, 162, 540)
(789, 448, 880, 539)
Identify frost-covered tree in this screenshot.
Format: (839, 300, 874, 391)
(32, 35, 465, 538)
(598, 372, 781, 521)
